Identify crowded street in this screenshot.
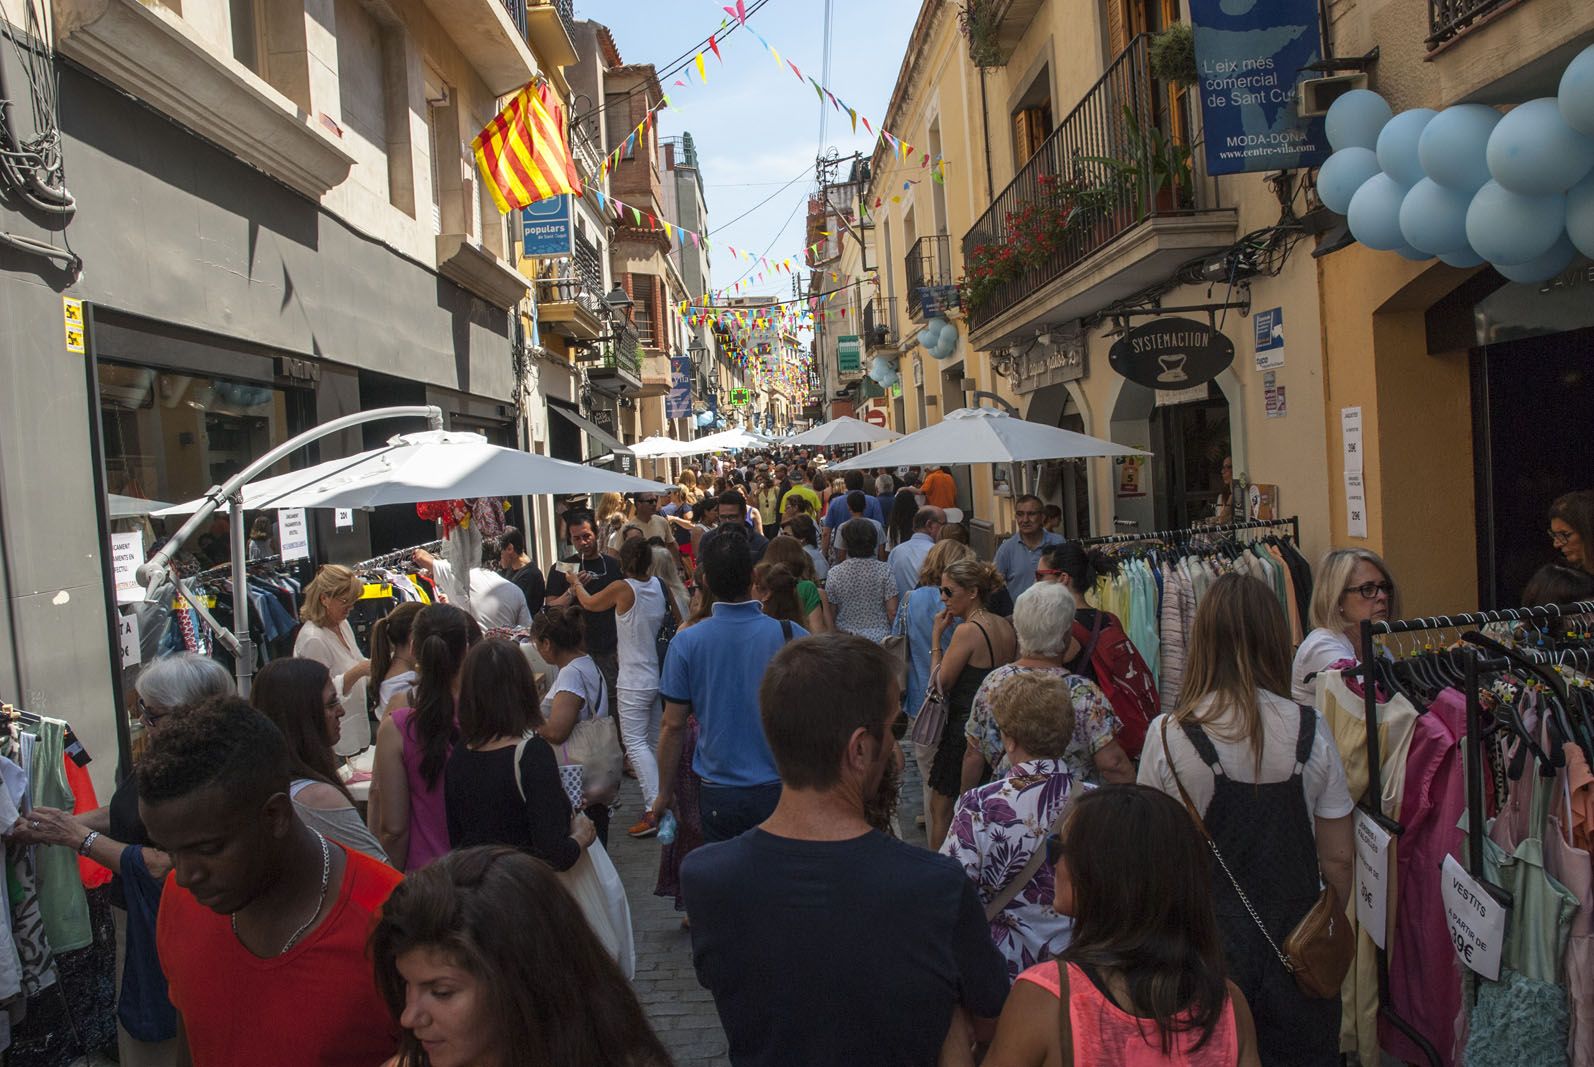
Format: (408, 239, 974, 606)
(5, 0, 1594, 1065)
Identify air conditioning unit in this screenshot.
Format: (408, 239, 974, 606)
(1299, 73, 1368, 118)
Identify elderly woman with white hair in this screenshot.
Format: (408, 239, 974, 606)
(12, 652, 233, 1063)
(960, 581, 1135, 794)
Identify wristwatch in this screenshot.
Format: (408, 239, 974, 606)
(78, 830, 100, 856)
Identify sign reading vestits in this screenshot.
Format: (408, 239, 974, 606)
(1108, 317, 1235, 391)
(1188, 0, 1331, 176)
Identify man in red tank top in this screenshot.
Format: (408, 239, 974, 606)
(139, 699, 401, 1067)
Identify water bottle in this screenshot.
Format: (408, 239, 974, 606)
(658, 811, 678, 845)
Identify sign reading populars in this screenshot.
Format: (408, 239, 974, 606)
(521, 195, 574, 258)
(1188, 0, 1331, 176)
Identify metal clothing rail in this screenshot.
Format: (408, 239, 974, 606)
(354, 539, 443, 571)
(1354, 598, 1594, 1067)
(1081, 515, 1300, 547)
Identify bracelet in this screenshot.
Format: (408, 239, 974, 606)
(78, 830, 100, 856)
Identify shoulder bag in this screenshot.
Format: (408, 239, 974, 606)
(982, 795, 1072, 921)
(1159, 718, 1354, 999)
(549, 669, 623, 807)
(907, 666, 947, 748)
(654, 577, 679, 668)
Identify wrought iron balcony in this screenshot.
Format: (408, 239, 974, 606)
(500, 0, 527, 36)
(863, 297, 900, 350)
(961, 34, 1210, 333)
(905, 235, 955, 321)
(600, 322, 642, 378)
(1428, 0, 1518, 46)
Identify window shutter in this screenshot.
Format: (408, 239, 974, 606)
(1106, 0, 1129, 58)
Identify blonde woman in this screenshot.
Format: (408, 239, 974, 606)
(678, 469, 703, 505)
(294, 564, 372, 755)
(1290, 548, 1398, 704)
(1138, 572, 1352, 1067)
(595, 492, 630, 556)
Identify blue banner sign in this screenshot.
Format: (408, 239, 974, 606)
(667, 356, 692, 420)
(1189, 0, 1330, 175)
(521, 195, 573, 257)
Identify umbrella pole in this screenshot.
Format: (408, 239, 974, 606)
(136, 404, 444, 696)
(229, 492, 256, 697)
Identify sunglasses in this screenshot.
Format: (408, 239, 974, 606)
(1044, 833, 1064, 867)
(939, 586, 957, 599)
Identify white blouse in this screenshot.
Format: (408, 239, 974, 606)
(294, 619, 370, 756)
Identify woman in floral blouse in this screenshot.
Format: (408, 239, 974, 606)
(961, 582, 1136, 794)
(940, 669, 1080, 981)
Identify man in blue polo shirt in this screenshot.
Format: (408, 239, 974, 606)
(651, 525, 804, 841)
(993, 493, 1064, 604)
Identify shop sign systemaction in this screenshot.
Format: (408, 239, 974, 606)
(521, 196, 574, 257)
(1109, 317, 1235, 391)
(666, 357, 693, 420)
(1188, 0, 1331, 176)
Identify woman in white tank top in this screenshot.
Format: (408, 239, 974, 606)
(570, 537, 672, 837)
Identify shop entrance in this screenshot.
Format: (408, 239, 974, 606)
(1152, 387, 1232, 531)
(1471, 324, 1594, 607)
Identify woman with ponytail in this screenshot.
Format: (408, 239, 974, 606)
(373, 604, 474, 870)
(752, 561, 806, 627)
(370, 602, 423, 715)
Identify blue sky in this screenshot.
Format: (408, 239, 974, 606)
(575, 0, 921, 299)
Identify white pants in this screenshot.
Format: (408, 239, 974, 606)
(617, 687, 663, 808)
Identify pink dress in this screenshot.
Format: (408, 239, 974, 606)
(388, 705, 452, 871)
(1017, 961, 1238, 1065)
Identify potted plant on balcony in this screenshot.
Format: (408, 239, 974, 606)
(1150, 24, 1198, 88)
(1084, 106, 1194, 227)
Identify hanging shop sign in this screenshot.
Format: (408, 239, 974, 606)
(521, 195, 574, 258)
(1441, 855, 1506, 980)
(1353, 810, 1392, 949)
(1188, 0, 1331, 176)
(1012, 335, 1087, 394)
(728, 387, 752, 407)
(1108, 317, 1235, 391)
(837, 335, 862, 379)
(666, 356, 693, 419)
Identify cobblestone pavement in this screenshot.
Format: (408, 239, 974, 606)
(608, 748, 931, 1067)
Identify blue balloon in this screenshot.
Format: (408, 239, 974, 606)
(934, 318, 955, 345)
(868, 356, 899, 386)
(916, 327, 937, 349)
(1399, 178, 1473, 254)
(1395, 244, 1434, 261)
(1418, 104, 1501, 191)
(1439, 247, 1486, 268)
(1569, 170, 1594, 259)
(1326, 90, 1393, 152)
(1466, 180, 1566, 265)
(1347, 173, 1408, 251)
(933, 335, 957, 360)
(1377, 109, 1437, 187)
(1560, 43, 1594, 138)
(1318, 148, 1381, 215)
(1487, 97, 1594, 195)
(1494, 235, 1577, 283)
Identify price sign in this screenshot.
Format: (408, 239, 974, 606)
(1441, 855, 1506, 980)
(1353, 810, 1392, 948)
(278, 508, 310, 561)
(111, 530, 145, 604)
(335, 508, 354, 530)
(118, 611, 141, 668)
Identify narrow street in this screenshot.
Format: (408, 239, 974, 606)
(610, 750, 931, 1067)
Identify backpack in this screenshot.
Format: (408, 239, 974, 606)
(1070, 611, 1159, 759)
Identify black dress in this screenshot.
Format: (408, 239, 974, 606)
(444, 738, 580, 871)
(928, 620, 995, 798)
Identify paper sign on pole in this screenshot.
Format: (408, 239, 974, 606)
(112, 530, 145, 604)
(1345, 470, 1368, 539)
(1353, 810, 1392, 948)
(335, 508, 354, 530)
(278, 508, 310, 561)
(1340, 407, 1364, 474)
(1441, 855, 1506, 980)
(118, 611, 141, 668)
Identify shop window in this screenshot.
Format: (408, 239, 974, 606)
(97, 364, 312, 510)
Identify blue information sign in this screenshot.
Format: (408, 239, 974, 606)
(1189, 0, 1330, 176)
(1254, 308, 1284, 351)
(521, 195, 573, 257)
(666, 356, 692, 419)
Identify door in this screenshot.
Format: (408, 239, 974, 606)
(1154, 390, 1231, 531)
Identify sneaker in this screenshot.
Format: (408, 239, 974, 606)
(628, 812, 659, 838)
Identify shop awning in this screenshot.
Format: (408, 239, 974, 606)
(549, 403, 632, 457)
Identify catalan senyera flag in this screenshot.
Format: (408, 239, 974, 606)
(471, 84, 581, 214)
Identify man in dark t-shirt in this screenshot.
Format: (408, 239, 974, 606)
(496, 525, 545, 615)
(682, 635, 1008, 1066)
(544, 512, 622, 708)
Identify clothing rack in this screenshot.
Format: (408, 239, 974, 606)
(354, 539, 443, 571)
(1355, 598, 1594, 1067)
(1079, 515, 1300, 547)
(198, 552, 285, 577)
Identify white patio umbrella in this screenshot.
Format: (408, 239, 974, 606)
(157, 430, 667, 515)
(108, 493, 173, 518)
(827, 406, 1149, 471)
(784, 416, 902, 447)
(691, 426, 773, 452)
(629, 435, 696, 458)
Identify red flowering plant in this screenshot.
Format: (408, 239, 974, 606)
(958, 169, 1104, 310)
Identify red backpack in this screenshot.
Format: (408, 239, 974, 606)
(1070, 611, 1159, 759)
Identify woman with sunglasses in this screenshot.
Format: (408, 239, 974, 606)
(294, 564, 373, 756)
(251, 657, 390, 863)
(1289, 548, 1398, 705)
(12, 652, 233, 1065)
(927, 558, 1016, 850)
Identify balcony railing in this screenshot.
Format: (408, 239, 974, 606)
(501, 0, 527, 36)
(601, 322, 642, 378)
(960, 34, 1203, 331)
(534, 232, 603, 312)
(551, 0, 576, 35)
(863, 297, 899, 349)
(905, 235, 954, 320)
(1428, 0, 1516, 46)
